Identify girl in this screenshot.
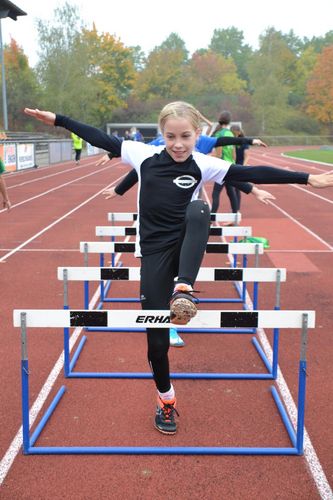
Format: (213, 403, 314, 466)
(24, 102, 333, 435)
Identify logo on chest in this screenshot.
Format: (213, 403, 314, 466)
(173, 175, 198, 189)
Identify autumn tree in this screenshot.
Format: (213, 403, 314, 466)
(0, 38, 41, 130)
(81, 26, 136, 124)
(133, 33, 189, 101)
(306, 45, 333, 133)
(182, 50, 246, 100)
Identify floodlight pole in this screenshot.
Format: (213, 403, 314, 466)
(0, 17, 8, 130)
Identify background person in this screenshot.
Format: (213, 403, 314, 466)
(0, 131, 11, 210)
(71, 132, 83, 165)
(230, 124, 251, 213)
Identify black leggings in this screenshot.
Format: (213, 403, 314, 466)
(211, 182, 240, 213)
(140, 200, 211, 392)
(74, 149, 82, 162)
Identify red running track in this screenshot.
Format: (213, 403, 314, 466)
(0, 149, 332, 499)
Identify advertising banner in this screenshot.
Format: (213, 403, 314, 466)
(86, 143, 101, 156)
(17, 144, 35, 170)
(3, 143, 17, 172)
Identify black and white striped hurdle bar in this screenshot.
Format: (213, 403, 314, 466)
(79, 241, 264, 255)
(13, 309, 315, 329)
(57, 267, 286, 283)
(96, 226, 252, 238)
(107, 212, 242, 223)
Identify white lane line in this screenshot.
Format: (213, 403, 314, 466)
(202, 186, 333, 500)
(0, 249, 80, 252)
(249, 151, 329, 173)
(266, 200, 333, 251)
(0, 245, 126, 485)
(7, 162, 93, 189)
(0, 173, 124, 263)
(288, 184, 333, 205)
(0, 161, 122, 214)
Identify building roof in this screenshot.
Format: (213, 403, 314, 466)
(0, 0, 26, 20)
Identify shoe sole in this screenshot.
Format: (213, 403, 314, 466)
(170, 298, 197, 325)
(170, 341, 185, 347)
(154, 423, 177, 435)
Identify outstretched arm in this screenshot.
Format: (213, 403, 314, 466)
(24, 108, 122, 157)
(225, 165, 333, 189)
(215, 136, 267, 148)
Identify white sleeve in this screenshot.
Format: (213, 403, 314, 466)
(193, 152, 231, 184)
(121, 141, 164, 172)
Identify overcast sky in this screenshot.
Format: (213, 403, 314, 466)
(1, 0, 333, 66)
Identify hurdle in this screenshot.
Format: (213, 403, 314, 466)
(107, 212, 242, 223)
(58, 265, 286, 379)
(106, 211, 244, 268)
(14, 308, 314, 455)
(80, 240, 263, 308)
(93, 228, 256, 312)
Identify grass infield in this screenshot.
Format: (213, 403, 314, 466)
(283, 148, 333, 164)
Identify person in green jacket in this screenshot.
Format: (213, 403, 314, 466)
(71, 132, 83, 165)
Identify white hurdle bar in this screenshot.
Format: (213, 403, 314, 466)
(96, 225, 252, 238)
(16, 308, 313, 455)
(79, 241, 264, 255)
(14, 309, 315, 329)
(58, 266, 286, 283)
(107, 212, 242, 223)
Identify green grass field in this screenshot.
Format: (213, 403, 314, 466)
(283, 149, 333, 164)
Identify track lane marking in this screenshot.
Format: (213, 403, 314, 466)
(0, 173, 124, 263)
(202, 186, 333, 500)
(0, 244, 126, 484)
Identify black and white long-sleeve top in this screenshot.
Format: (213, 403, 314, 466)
(55, 115, 309, 256)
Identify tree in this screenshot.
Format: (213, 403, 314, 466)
(209, 27, 253, 83)
(35, 3, 136, 126)
(133, 33, 189, 100)
(183, 50, 246, 99)
(1, 38, 41, 130)
(247, 29, 298, 134)
(36, 2, 90, 119)
(306, 45, 333, 133)
(81, 26, 136, 124)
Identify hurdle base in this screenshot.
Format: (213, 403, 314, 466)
(23, 383, 300, 455)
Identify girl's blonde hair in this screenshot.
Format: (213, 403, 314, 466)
(158, 101, 202, 133)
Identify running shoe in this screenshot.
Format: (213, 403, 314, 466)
(155, 396, 179, 434)
(170, 284, 198, 325)
(169, 328, 185, 347)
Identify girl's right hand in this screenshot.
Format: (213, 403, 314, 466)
(24, 108, 56, 126)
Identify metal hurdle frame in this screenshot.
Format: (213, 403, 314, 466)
(58, 266, 285, 380)
(104, 212, 249, 303)
(95, 223, 253, 305)
(80, 240, 263, 311)
(15, 308, 314, 455)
